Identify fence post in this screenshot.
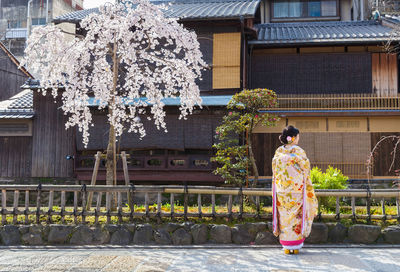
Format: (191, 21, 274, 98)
(36, 184, 42, 224)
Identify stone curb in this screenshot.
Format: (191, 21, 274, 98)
(0, 222, 398, 246)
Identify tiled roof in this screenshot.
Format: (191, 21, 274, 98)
(250, 21, 399, 45)
(0, 90, 34, 119)
(53, 0, 260, 23)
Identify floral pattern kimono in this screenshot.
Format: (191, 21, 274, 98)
(272, 145, 318, 250)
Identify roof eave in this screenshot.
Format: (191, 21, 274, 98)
(248, 38, 399, 46)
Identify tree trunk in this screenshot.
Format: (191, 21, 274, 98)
(247, 129, 259, 187)
(105, 122, 115, 186)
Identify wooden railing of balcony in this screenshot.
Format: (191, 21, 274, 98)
(1, 185, 399, 225)
(268, 94, 400, 111)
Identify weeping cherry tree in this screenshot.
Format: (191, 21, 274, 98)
(21, 0, 205, 187)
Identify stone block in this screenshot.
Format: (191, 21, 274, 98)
(348, 225, 381, 244)
(0, 225, 21, 245)
(154, 229, 172, 245)
(47, 225, 73, 244)
(306, 223, 328, 244)
(210, 225, 231, 244)
(110, 227, 132, 245)
(70, 225, 93, 245)
(133, 224, 153, 244)
(254, 231, 278, 245)
(191, 224, 208, 244)
(382, 225, 400, 244)
(327, 223, 348, 243)
(172, 228, 192, 245)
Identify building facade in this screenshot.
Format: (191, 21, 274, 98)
(0, 0, 83, 57)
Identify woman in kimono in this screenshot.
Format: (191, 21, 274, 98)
(272, 126, 318, 254)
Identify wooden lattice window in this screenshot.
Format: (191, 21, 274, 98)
(212, 32, 241, 89)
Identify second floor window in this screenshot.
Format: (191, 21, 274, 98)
(272, 0, 338, 19)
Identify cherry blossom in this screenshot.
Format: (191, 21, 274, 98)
(21, 0, 205, 148)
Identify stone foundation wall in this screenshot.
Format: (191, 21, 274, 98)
(0, 223, 399, 246)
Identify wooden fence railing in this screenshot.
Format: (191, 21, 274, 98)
(271, 94, 400, 111)
(1, 185, 399, 225)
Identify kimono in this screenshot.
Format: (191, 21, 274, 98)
(272, 145, 318, 250)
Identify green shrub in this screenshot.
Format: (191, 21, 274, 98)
(311, 166, 349, 211)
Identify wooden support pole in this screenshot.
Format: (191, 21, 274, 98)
(81, 187, 87, 224)
(117, 191, 122, 224)
(145, 192, 149, 220)
(351, 196, 356, 222)
(106, 192, 111, 224)
(60, 191, 66, 224)
(73, 191, 78, 224)
(24, 190, 29, 224)
(95, 192, 102, 225)
(1, 190, 6, 225)
(36, 187, 41, 224)
(13, 190, 19, 225)
(170, 193, 174, 219)
(47, 191, 54, 224)
(121, 151, 131, 208)
(198, 194, 202, 217)
(335, 196, 340, 220)
(211, 194, 216, 218)
(87, 151, 101, 210)
(157, 192, 162, 218)
(227, 195, 233, 220)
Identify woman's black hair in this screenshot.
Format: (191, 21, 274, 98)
(279, 125, 300, 144)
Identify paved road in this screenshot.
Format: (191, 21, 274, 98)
(0, 246, 399, 272)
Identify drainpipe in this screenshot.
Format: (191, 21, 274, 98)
(27, 0, 34, 43)
(360, 0, 364, 20)
(46, 0, 50, 24)
(240, 16, 245, 90)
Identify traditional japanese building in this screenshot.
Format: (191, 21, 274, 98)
(1, 0, 400, 184)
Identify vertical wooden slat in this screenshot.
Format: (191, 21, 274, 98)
(36, 187, 41, 224)
(335, 196, 340, 216)
(228, 195, 233, 219)
(396, 197, 400, 222)
(1, 190, 6, 225)
(121, 151, 131, 206)
(198, 194, 202, 216)
(13, 190, 19, 225)
(81, 187, 87, 224)
(351, 196, 356, 219)
(87, 151, 101, 209)
(381, 198, 386, 219)
(381, 54, 389, 97)
(183, 189, 188, 221)
(60, 191, 66, 224)
(157, 192, 162, 217)
(106, 192, 111, 224)
(47, 190, 54, 224)
(73, 191, 78, 224)
(372, 53, 380, 95)
(24, 190, 29, 224)
(256, 195, 260, 217)
(170, 193, 175, 218)
(145, 192, 149, 219)
(95, 192, 102, 224)
(211, 194, 216, 217)
(389, 54, 398, 96)
(117, 191, 122, 224)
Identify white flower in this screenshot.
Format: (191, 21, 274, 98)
(21, 0, 205, 147)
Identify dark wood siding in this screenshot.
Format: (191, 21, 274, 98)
(31, 93, 75, 177)
(251, 53, 372, 94)
(0, 136, 32, 177)
(77, 112, 222, 151)
(197, 32, 213, 92)
(371, 132, 400, 176)
(252, 133, 281, 176)
(0, 47, 29, 101)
